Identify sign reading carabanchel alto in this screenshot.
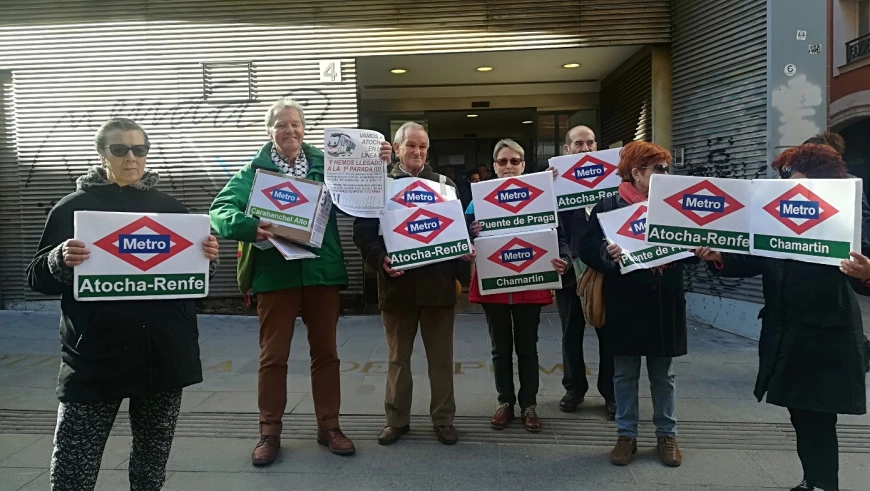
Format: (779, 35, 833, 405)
(73, 211, 211, 301)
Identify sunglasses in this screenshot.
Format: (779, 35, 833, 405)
(639, 164, 669, 174)
(779, 166, 793, 179)
(106, 144, 150, 158)
(495, 158, 523, 167)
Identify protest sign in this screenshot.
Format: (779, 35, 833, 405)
(474, 229, 562, 295)
(470, 171, 558, 237)
(323, 128, 387, 217)
(750, 178, 861, 266)
(73, 211, 210, 301)
(386, 176, 457, 211)
(246, 169, 331, 248)
(597, 203, 693, 274)
(380, 200, 471, 270)
(645, 175, 752, 253)
(548, 148, 621, 211)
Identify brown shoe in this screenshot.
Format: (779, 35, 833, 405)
(317, 428, 356, 456)
(657, 436, 682, 467)
(490, 403, 514, 430)
(609, 436, 637, 466)
(377, 425, 409, 445)
(521, 406, 542, 433)
(251, 435, 280, 466)
(434, 425, 458, 445)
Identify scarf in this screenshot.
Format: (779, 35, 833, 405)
(271, 146, 308, 178)
(618, 181, 647, 205)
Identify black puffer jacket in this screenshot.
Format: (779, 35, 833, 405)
(26, 167, 205, 402)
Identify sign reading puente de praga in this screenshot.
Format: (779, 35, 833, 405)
(73, 211, 211, 301)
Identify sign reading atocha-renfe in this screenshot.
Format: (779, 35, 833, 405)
(749, 178, 862, 266)
(73, 211, 211, 301)
(379, 200, 471, 270)
(548, 148, 621, 211)
(470, 171, 558, 237)
(645, 175, 752, 253)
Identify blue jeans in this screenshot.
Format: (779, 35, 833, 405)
(613, 355, 676, 439)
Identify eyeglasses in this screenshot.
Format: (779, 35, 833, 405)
(495, 158, 523, 167)
(779, 166, 793, 179)
(106, 144, 150, 157)
(639, 164, 669, 174)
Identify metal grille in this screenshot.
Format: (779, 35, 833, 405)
(672, 0, 767, 303)
(0, 72, 25, 305)
(599, 48, 653, 147)
(0, 0, 672, 308)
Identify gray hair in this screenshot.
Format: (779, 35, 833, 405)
(492, 138, 525, 161)
(95, 118, 149, 156)
(393, 121, 428, 147)
(265, 97, 306, 131)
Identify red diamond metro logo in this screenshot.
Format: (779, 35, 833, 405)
(392, 208, 455, 244)
(762, 184, 838, 235)
(487, 237, 546, 273)
(390, 180, 446, 208)
(616, 205, 648, 241)
(663, 180, 744, 226)
(261, 181, 310, 211)
(93, 217, 193, 272)
(561, 154, 617, 189)
(483, 178, 543, 213)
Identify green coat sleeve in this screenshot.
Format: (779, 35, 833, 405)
(209, 164, 260, 242)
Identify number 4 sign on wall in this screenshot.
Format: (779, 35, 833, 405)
(319, 60, 342, 82)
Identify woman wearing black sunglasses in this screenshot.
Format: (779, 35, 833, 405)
(26, 118, 219, 491)
(696, 144, 868, 491)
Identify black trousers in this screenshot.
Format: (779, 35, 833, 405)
(788, 407, 839, 490)
(482, 303, 541, 409)
(555, 285, 615, 403)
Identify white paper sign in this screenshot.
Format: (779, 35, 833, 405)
(470, 171, 558, 237)
(269, 237, 318, 261)
(749, 179, 861, 266)
(323, 128, 388, 217)
(379, 200, 471, 270)
(73, 211, 210, 301)
(549, 148, 622, 211)
(645, 175, 752, 253)
(386, 176, 457, 211)
(598, 203, 693, 274)
(474, 229, 562, 294)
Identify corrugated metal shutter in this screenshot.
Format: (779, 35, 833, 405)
(599, 48, 653, 147)
(0, 72, 25, 306)
(0, 0, 672, 307)
(672, 0, 767, 303)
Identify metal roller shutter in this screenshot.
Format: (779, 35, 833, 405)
(672, 0, 766, 303)
(600, 48, 653, 147)
(0, 72, 25, 306)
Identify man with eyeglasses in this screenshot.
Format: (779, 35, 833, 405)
(557, 126, 617, 420)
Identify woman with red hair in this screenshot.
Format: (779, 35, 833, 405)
(579, 141, 691, 468)
(696, 144, 869, 491)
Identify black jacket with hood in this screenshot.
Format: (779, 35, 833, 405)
(26, 167, 205, 402)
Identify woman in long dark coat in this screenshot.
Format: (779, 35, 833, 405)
(696, 144, 869, 491)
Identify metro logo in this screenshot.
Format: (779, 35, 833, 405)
(762, 184, 837, 235)
(93, 217, 193, 272)
(616, 205, 648, 240)
(487, 237, 546, 273)
(561, 155, 617, 189)
(483, 178, 543, 213)
(261, 181, 310, 211)
(392, 208, 455, 244)
(391, 181, 445, 208)
(663, 181, 744, 226)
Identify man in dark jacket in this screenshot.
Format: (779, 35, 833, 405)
(353, 122, 475, 446)
(556, 125, 616, 419)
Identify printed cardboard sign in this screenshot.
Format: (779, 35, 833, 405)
(379, 200, 471, 270)
(470, 171, 558, 236)
(246, 169, 331, 247)
(645, 175, 752, 253)
(597, 203, 693, 274)
(386, 177, 457, 211)
(749, 179, 861, 266)
(474, 229, 562, 294)
(73, 211, 210, 301)
(548, 148, 621, 211)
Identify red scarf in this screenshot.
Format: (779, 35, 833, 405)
(618, 181, 647, 204)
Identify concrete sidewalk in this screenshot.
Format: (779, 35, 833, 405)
(0, 311, 868, 490)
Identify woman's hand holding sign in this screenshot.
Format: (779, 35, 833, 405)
(840, 252, 870, 281)
(606, 242, 622, 262)
(202, 235, 220, 261)
(62, 239, 90, 267)
(552, 257, 567, 275)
